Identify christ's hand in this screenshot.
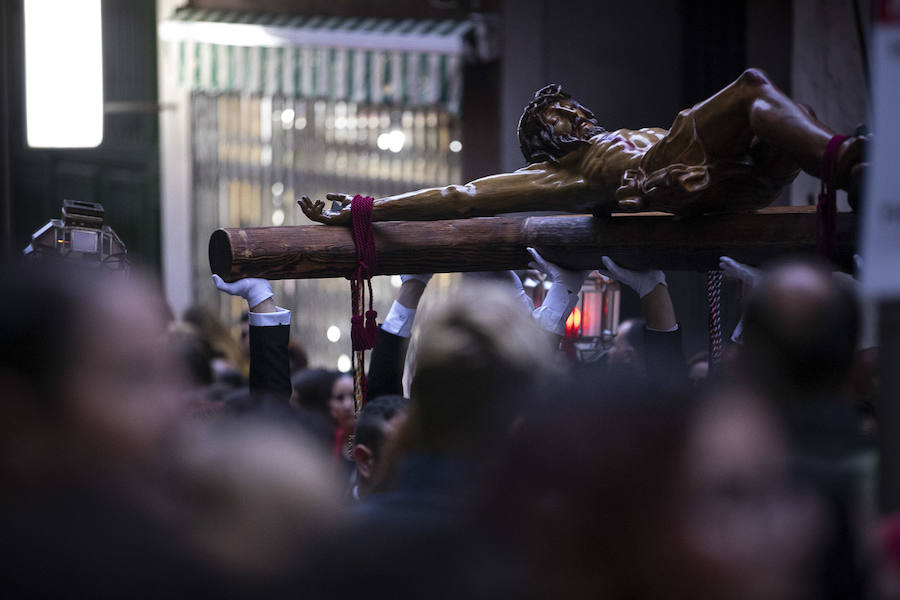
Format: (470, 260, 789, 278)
(298, 194, 351, 225)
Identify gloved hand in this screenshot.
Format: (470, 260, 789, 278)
(212, 275, 273, 309)
(601, 256, 665, 299)
(719, 256, 762, 290)
(528, 248, 590, 336)
(500, 270, 537, 315)
(717, 257, 761, 345)
(401, 274, 433, 285)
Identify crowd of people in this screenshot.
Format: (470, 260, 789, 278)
(0, 247, 889, 599)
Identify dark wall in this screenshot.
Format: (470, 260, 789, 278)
(500, 0, 685, 172)
(2, 0, 161, 268)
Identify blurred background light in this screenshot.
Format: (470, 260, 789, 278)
(24, 0, 104, 148)
(326, 325, 341, 343)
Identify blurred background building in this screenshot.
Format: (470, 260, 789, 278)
(0, 0, 870, 368)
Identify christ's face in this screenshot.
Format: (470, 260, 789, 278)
(542, 100, 601, 141)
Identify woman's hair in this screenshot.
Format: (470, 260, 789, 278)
(517, 83, 605, 164)
(408, 281, 557, 454)
(290, 368, 342, 417)
(182, 304, 247, 376)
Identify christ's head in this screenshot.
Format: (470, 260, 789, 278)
(518, 84, 605, 164)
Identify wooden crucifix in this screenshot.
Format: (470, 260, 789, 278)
(209, 208, 857, 281)
(210, 69, 865, 281)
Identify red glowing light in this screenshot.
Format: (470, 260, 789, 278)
(565, 306, 582, 337)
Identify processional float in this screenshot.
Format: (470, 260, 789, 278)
(208, 71, 866, 396)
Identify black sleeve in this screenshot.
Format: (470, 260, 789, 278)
(643, 326, 687, 386)
(249, 324, 292, 403)
(366, 326, 410, 400)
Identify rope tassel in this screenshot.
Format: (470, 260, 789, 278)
(348, 195, 378, 411)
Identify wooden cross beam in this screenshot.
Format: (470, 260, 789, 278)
(209, 206, 857, 282)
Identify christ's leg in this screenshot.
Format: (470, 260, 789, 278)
(691, 68, 862, 187)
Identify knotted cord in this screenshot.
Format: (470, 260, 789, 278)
(706, 270, 724, 373)
(348, 194, 378, 412)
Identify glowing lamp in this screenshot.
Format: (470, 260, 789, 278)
(24, 0, 104, 148)
(570, 272, 621, 361)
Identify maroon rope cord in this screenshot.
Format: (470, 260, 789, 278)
(349, 194, 378, 408)
(818, 134, 850, 261)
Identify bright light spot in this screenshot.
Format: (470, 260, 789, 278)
(387, 129, 405, 153)
(271, 182, 284, 196)
(337, 354, 352, 372)
(565, 306, 582, 338)
(390, 275, 403, 288)
(25, 0, 103, 148)
(295, 116, 307, 130)
(376, 132, 391, 151)
(449, 140, 462, 153)
(334, 116, 347, 129)
(327, 325, 341, 343)
(281, 109, 295, 128)
(271, 209, 285, 226)
(260, 146, 272, 166)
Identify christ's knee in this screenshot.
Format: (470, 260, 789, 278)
(737, 68, 772, 89)
(798, 103, 819, 121)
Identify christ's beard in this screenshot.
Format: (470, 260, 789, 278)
(578, 121, 606, 141)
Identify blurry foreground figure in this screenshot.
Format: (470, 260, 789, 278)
(0, 263, 342, 596)
(351, 395, 409, 501)
(484, 375, 824, 600)
(0, 262, 182, 479)
(296, 282, 557, 598)
(740, 258, 875, 599)
(375, 281, 557, 507)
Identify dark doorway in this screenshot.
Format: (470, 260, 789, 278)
(2, 0, 161, 269)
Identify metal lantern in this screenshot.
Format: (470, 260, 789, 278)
(521, 269, 621, 361)
(566, 271, 621, 361)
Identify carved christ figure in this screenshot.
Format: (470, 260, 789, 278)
(299, 68, 866, 225)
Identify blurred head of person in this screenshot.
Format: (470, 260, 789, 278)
(0, 261, 187, 483)
(291, 368, 340, 415)
(406, 281, 556, 458)
(182, 304, 246, 382)
(483, 372, 822, 600)
(353, 395, 409, 497)
(287, 339, 309, 374)
(329, 373, 356, 433)
(605, 317, 646, 376)
(291, 368, 354, 433)
(741, 257, 859, 403)
(175, 420, 342, 578)
(167, 323, 214, 388)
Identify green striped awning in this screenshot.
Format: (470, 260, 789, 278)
(159, 9, 484, 113)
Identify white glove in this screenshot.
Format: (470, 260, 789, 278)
(528, 248, 590, 336)
(719, 256, 762, 290)
(601, 256, 665, 299)
(501, 270, 537, 315)
(212, 275, 273, 309)
(401, 274, 433, 285)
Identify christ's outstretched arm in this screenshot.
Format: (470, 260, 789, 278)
(299, 157, 603, 225)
